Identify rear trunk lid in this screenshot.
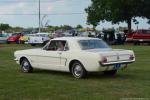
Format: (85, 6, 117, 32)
(85, 48, 135, 64)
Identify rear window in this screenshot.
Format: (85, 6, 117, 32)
(78, 39, 109, 50)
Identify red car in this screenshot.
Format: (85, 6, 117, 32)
(126, 29, 150, 45)
(7, 33, 23, 44)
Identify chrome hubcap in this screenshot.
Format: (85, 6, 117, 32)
(74, 65, 82, 77)
(22, 61, 29, 71)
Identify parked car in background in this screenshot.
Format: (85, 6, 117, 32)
(52, 32, 65, 38)
(18, 34, 34, 44)
(0, 33, 9, 43)
(28, 32, 50, 46)
(14, 37, 135, 78)
(79, 31, 95, 37)
(7, 33, 23, 44)
(63, 32, 73, 37)
(126, 29, 150, 45)
(113, 32, 126, 45)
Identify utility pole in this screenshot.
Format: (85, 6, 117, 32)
(38, 0, 41, 33)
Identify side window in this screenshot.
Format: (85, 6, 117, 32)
(43, 40, 69, 51)
(48, 41, 57, 51)
(56, 41, 67, 51)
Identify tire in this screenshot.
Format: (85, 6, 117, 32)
(19, 40, 25, 44)
(104, 70, 117, 76)
(22, 41, 25, 44)
(134, 42, 137, 45)
(71, 61, 87, 79)
(21, 58, 33, 73)
(7, 41, 10, 44)
(31, 44, 36, 46)
(134, 41, 140, 45)
(16, 40, 19, 44)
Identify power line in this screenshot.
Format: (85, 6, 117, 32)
(0, 0, 86, 3)
(0, 0, 59, 2)
(0, 13, 85, 15)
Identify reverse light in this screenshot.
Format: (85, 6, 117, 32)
(129, 55, 134, 60)
(101, 56, 107, 63)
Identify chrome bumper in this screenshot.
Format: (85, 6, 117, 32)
(100, 60, 134, 67)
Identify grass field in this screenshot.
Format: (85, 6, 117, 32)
(0, 44, 150, 100)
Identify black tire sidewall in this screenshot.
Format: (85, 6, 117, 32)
(31, 44, 36, 46)
(71, 62, 87, 79)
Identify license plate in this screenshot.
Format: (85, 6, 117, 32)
(114, 64, 121, 69)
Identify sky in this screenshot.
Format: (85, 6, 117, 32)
(0, 0, 149, 30)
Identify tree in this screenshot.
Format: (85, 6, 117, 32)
(12, 27, 23, 32)
(0, 23, 11, 31)
(60, 25, 73, 30)
(76, 24, 83, 29)
(85, 0, 150, 32)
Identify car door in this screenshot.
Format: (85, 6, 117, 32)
(36, 41, 62, 70)
(59, 41, 69, 67)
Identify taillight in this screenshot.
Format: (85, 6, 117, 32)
(129, 55, 134, 60)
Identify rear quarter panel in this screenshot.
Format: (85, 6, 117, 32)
(64, 51, 101, 72)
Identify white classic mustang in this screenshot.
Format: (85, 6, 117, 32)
(14, 37, 135, 78)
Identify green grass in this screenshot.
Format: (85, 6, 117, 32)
(0, 44, 150, 100)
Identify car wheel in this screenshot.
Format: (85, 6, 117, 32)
(7, 41, 10, 44)
(22, 41, 25, 44)
(21, 58, 33, 73)
(31, 44, 36, 46)
(104, 70, 117, 76)
(71, 62, 87, 79)
(16, 40, 19, 44)
(134, 42, 137, 45)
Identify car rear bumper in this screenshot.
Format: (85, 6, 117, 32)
(100, 60, 135, 67)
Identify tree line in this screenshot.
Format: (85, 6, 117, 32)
(85, 0, 150, 32)
(0, 23, 83, 33)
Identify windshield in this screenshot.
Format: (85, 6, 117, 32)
(78, 39, 109, 50)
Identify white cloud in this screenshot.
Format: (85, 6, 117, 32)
(0, 0, 94, 28)
(0, 0, 66, 14)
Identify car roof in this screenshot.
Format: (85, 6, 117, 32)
(51, 37, 101, 41)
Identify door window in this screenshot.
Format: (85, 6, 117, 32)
(43, 40, 69, 51)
